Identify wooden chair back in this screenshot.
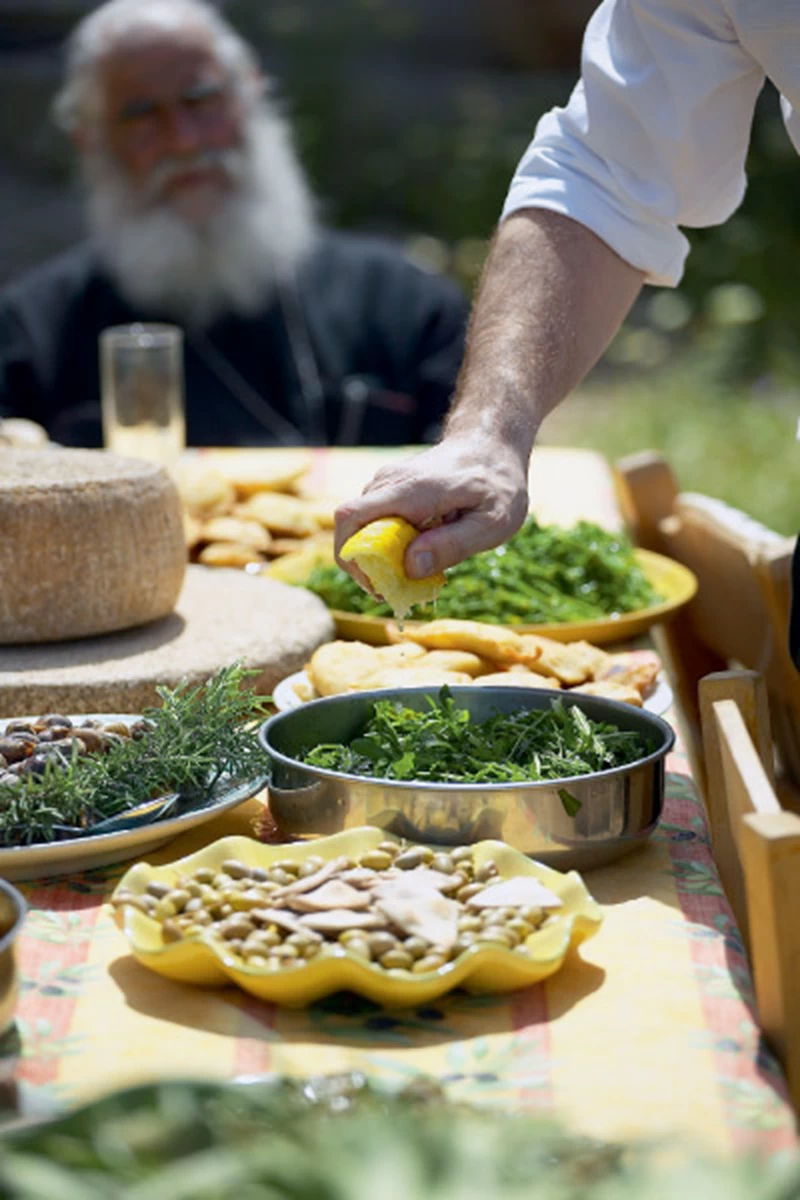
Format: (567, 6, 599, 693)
(699, 669, 800, 1112)
(615, 451, 799, 797)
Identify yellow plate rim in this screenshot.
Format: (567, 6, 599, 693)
(329, 549, 697, 646)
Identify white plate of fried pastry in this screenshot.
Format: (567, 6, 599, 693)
(272, 619, 673, 717)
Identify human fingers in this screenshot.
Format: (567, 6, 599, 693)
(403, 492, 529, 577)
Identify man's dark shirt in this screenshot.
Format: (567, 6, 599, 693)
(0, 229, 468, 447)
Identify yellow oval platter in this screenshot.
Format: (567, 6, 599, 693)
(330, 549, 697, 647)
(112, 827, 603, 1008)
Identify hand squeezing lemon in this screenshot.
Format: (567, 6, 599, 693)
(339, 517, 446, 621)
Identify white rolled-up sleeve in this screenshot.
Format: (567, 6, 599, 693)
(501, 0, 765, 286)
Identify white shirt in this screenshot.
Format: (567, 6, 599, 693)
(501, 0, 800, 286)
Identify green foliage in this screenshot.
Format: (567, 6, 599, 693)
(0, 665, 270, 846)
(543, 371, 800, 536)
(304, 519, 659, 624)
(302, 687, 649, 784)
(1, 1073, 797, 1200)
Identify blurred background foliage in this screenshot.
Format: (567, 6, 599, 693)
(1, 0, 799, 530)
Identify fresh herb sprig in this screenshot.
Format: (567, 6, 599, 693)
(0, 664, 270, 846)
(303, 518, 660, 625)
(302, 688, 650, 785)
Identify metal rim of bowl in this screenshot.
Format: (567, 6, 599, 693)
(260, 685, 677, 791)
(0, 879, 26, 952)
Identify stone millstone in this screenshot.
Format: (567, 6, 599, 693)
(0, 565, 334, 716)
(0, 448, 187, 644)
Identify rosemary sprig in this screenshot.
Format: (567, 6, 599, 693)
(302, 687, 650, 785)
(0, 664, 270, 847)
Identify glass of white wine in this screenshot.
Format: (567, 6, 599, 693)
(100, 323, 186, 470)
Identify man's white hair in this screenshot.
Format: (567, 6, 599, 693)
(54, 0, 259, 134)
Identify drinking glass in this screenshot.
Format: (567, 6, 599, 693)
(100, 323, 186, 470)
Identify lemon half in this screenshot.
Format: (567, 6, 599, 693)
(339, 517, 446, 620)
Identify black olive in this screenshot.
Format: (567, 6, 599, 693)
(0, 737, 37, 764)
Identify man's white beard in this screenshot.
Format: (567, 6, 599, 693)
(86, 102, 317, 329)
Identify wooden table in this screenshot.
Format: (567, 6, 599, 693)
(7, 447, 798, 1157)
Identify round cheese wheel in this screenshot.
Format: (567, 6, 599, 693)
(0, 449, 187, 644)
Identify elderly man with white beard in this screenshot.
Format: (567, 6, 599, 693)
(0, 0, 468, 448)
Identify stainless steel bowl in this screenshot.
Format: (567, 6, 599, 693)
(260, 687, 675, 871)
(0, 878, 26, 1034)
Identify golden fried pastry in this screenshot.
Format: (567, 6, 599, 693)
(372, 643, 428, 666)
(401, 619, 531, 666)
(515, 635, 610, 686)
(265, 540, 336, 583)
(475, 670, 561, 689)
(236, 492, 321, 537)
(200, 516, 272, 553)
(175, 462, 236, 517)
(202, 448, 313, 495)
(416, 649, 493, 677)
(597, 652, 660, 697)
(183, 512, 204, 550)
(357, 667, 473, 691)
(571, 681, 643, 707)
(197, 541, 265, 568)
(307, 640, 382, 696)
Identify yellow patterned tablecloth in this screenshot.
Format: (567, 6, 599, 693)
(12, 744, 797, 1157)
(8, 447, 798, 1156)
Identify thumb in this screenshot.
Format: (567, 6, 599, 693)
(405, 511, 500, 577)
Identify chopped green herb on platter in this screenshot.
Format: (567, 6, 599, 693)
(0, 664, 270, 847)
(302, 518, 660, 625)
(301, 687, 650, 786)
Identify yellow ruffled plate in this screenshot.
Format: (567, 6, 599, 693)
(112, 828, 603, 1008)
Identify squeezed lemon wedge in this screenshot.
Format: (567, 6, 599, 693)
(339, 517, 446, 620)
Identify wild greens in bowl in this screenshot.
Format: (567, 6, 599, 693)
(302, 519, 661, 626)
(260, 685, 675, 870)
(302, 688, 651, 786)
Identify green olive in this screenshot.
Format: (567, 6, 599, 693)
(228, 888, 267, 912)
(367, 932, 398, 958)
(359, 850, 393, 871)
(394, 848, 428, 870)
(475, 862, 498, 882)
(379, 949, 414, 970)
(344, 938, 371, 960)
(412, 954, 447, 973)
(221, 859, 251, 880)
(456, 883, 484, 903)
(271, 859, 300, 876)
(403, 937, 430, 960)
(457, 915, 482, 933)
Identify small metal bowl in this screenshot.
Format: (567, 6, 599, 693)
(260, 687, 675, 871)
(0, 879, 26, 1035)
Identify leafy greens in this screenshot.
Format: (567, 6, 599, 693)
(302, 688, 650, 786)
(303, 518, 661, 625)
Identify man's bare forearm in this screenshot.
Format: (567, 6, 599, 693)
(446, 209, 645, 460)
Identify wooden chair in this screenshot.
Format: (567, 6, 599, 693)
(615, 450, 800, 801)
(699, 669, 800, 1112)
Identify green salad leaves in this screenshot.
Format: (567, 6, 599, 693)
(302, 689, 650, 786)
(303, 518, 660, 625)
